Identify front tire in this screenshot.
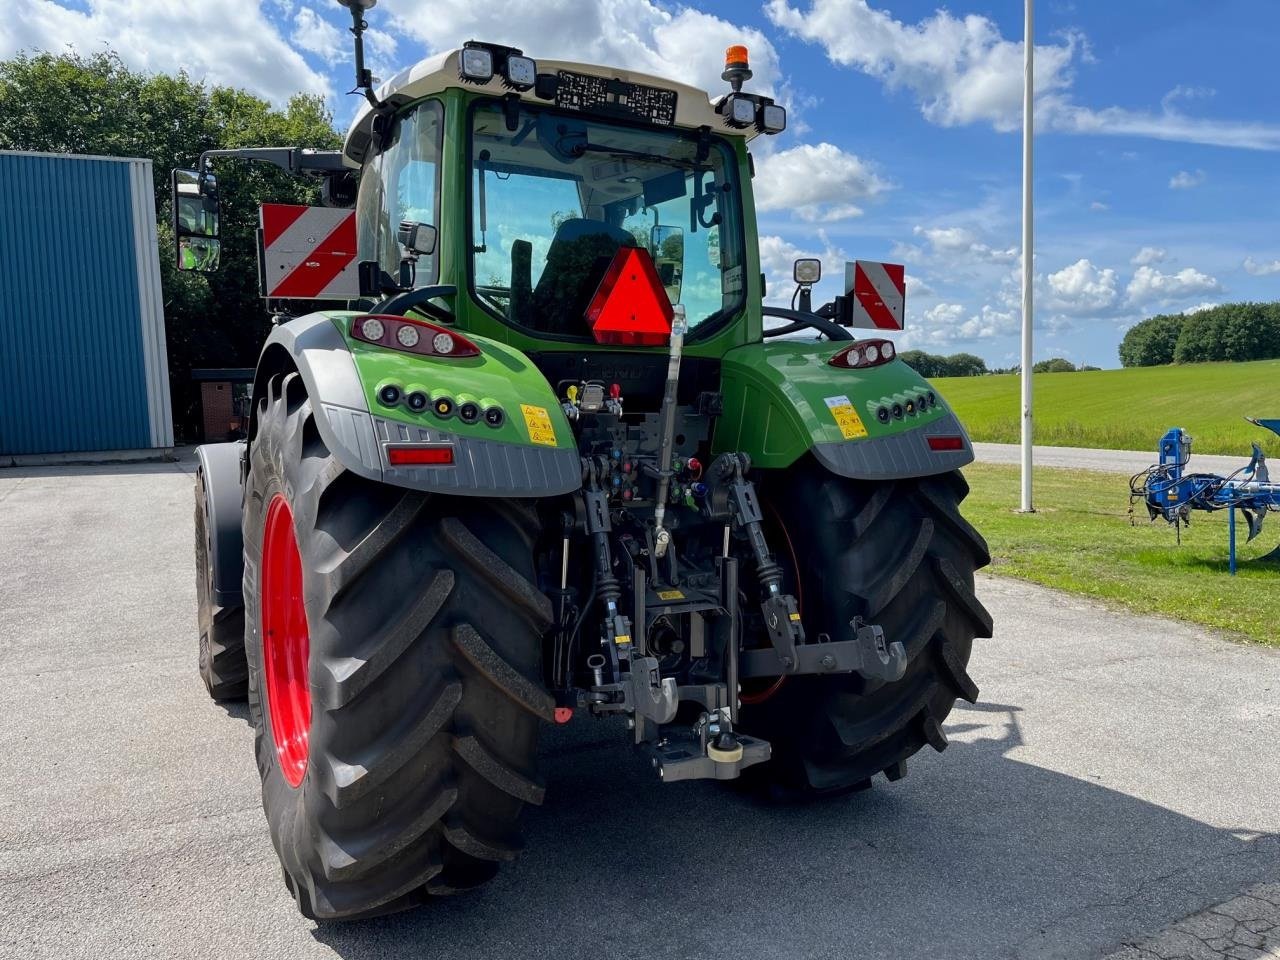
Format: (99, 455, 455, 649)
(740, 461, 993, 798)
(242, 371, 554, 920)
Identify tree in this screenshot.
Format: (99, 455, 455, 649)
(946, 352, 988, 377)
(1121, 303, 1280, 367)
(0, 50, 341, 441)
(898, 349, 989, 378)
(1118, 313, 1185, 367)
(1032, 357, 1076, 373)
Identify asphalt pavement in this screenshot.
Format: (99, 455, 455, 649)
(1, 456, 1278, 960)
(971, 441, 1246, 476)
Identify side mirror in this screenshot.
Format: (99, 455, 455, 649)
(171, 168, 221, 272)
(651, 225, 684, 305)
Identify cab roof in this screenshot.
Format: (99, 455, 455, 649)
(343, 47, 758, 168)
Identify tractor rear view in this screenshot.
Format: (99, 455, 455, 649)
(184, 0, 991, 921)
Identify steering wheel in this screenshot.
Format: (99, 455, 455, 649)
(761, 306, 853, 341)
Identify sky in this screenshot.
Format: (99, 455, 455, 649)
(4, 0, 1279, 368)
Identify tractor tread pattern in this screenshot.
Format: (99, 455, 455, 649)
(195, 467, 248, 702)
(453, 734, 547, 804)
(741, 462, 991, 797)
(242, 370, 550, 920)
(451, 624, 556, 722)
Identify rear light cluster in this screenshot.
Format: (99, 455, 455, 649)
(351, 315, 481, 359)
(376, 382, 505, 428)
(873, 390, 938, 425)
(828, 338, 897, 370)
(387, 445, 455, 467)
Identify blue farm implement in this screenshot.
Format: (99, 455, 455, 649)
(1131, 419, 1280, 574)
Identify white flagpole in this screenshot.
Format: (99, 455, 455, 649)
(1019, 0, 1035, 513)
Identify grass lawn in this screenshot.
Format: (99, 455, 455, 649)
(934, 359, 1280, 456)
(961, 462, 1280, 645)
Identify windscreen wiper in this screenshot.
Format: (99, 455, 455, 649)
(575, 144, 707, 171)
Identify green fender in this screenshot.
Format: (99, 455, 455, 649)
(713, 339, 975, 479)
(252, 310, 581, 497)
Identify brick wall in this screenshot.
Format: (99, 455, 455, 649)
(201, 381, 234, 442)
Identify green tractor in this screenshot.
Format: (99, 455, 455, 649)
(184, 0, 991, 922)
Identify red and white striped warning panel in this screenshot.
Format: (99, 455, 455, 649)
(260, 204, 359, 300)
(844, 260, 906, 330)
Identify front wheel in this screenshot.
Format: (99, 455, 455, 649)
(242, 370, 554, 920)
(739, 461, 993, 798)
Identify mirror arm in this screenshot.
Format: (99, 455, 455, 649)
(196, 148, 347, 188)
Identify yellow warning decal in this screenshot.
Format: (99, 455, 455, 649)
(520, 404, 557, 447)
(789, 612, 802, 621)
(656, 589, 685, 601)
(824, 395, 868, 440)
(614, 634, 632, 645)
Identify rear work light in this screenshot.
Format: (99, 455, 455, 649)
(828, 338, 897, 370)
(387, 444, 455, 466)
(351, 315, 481, 359)
(927, 436, 965, 452)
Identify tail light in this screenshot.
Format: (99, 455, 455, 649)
(351, 315, 481, 359)
(387, 444, 455, 466)
(927, 436, 965, 452)
(828, 338, 896, 369)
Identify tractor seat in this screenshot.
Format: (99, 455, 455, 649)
(529, 218, 637, 337)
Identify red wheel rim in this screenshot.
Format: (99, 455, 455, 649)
(261, 493, 311, 788)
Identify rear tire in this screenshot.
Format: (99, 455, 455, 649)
(242, 371, 554, 920)
(740, 461, 992, 799)
(196, 466, 248, 701)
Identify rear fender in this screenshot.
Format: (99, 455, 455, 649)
(195, 441, 246, 606)
(714, 339, 974, 480)
(250, 311, 581, 497)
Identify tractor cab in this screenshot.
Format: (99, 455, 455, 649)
(342, 40, 783, 362)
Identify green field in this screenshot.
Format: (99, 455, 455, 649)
(962, 463, 1280, 645)
(934, 359, 1280, 456)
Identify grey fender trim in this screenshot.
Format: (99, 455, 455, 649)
(260, 313, 582, 498)
(195, 441, 246, 607)
(810, 411, 976, 481)
(260, 314, 383, 484)
(371, 415, 581, 497)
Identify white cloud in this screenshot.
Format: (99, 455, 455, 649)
(1168, 169, 1206, 189)
(757, 232, 849, 307)
(1131, 246, 1166, 266)
(764, 0, 1080, 131)
(1243, 256, 1280, 276)
(1182, 302, 1219, 315)
(291, 8, 346, 64)
(913, 225, 1017, 264)
(380, 0, 782, 100)
(1126, 265, 1221, 305)
(1089, 201, 1109, 212)
(923, 302, 965, 325)
(0, 0, 331, 104)
(754, 143, 892, 222)
(1046, 258, 1118, 314)
(765, 0, 1280, 150)
(905, 273, 935, 298)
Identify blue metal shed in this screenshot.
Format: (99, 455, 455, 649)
(0, 150, 173, 458)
